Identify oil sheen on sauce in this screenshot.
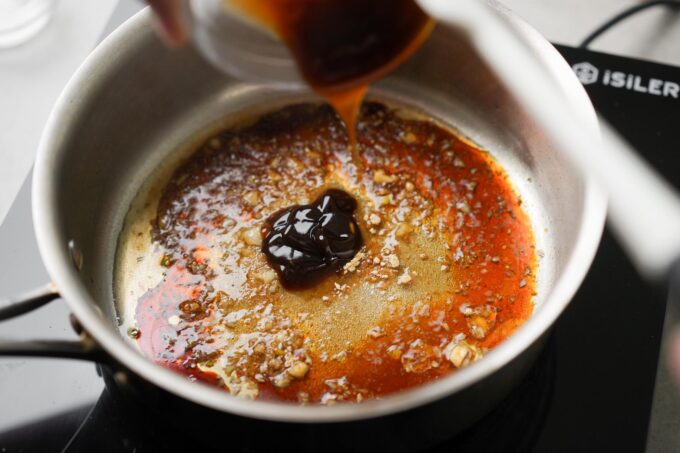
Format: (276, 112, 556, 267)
(227, 0, 434, 158)
(116, 103, 538, 404)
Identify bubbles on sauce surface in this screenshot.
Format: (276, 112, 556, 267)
(262, 189, 363, 289)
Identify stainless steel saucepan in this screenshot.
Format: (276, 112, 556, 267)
(0, 3, 608, 451)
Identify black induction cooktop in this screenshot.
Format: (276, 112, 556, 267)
(1, 45, 679, 453)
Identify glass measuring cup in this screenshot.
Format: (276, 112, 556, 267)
(186, 0, 305, 89)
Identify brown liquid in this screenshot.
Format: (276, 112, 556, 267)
(228, 0, 434, 161)
(119, 103, 538, 403)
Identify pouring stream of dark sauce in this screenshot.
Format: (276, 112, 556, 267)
(229, 0, 433, 162)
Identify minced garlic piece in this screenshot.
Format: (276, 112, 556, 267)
(287, 361, 310, 379)
(374, 169, 397, 184)
(242, 227, 262, 246)
(444, 338, 483, 368)
(253, 268, 277, 284)
(224, 372, 259, 399)
(243, 190, 261, 206)
(397, 270, 412, 285)
(343, 251, 365, 273)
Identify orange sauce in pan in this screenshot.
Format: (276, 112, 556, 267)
(122, 103, 537, 404)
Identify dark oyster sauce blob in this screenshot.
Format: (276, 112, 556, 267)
(262, 189, 363, 289)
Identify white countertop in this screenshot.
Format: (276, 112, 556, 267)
(505, 0, 680, 66)
(0, 0, 119, 224)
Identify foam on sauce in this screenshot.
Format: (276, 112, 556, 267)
(116, 102, 537, 404)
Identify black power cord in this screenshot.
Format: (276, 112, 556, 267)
(579, 0, 680, 48)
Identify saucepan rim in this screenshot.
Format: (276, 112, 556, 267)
(32, 8, 606, 423)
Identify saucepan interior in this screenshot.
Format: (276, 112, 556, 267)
(33, 9, 605, 422)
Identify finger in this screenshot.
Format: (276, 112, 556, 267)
(147, 0, 188, 47)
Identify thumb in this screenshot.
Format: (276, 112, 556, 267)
(147, 0, 188, 47)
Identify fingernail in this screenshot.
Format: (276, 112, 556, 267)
(150, 14, 184, 48)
